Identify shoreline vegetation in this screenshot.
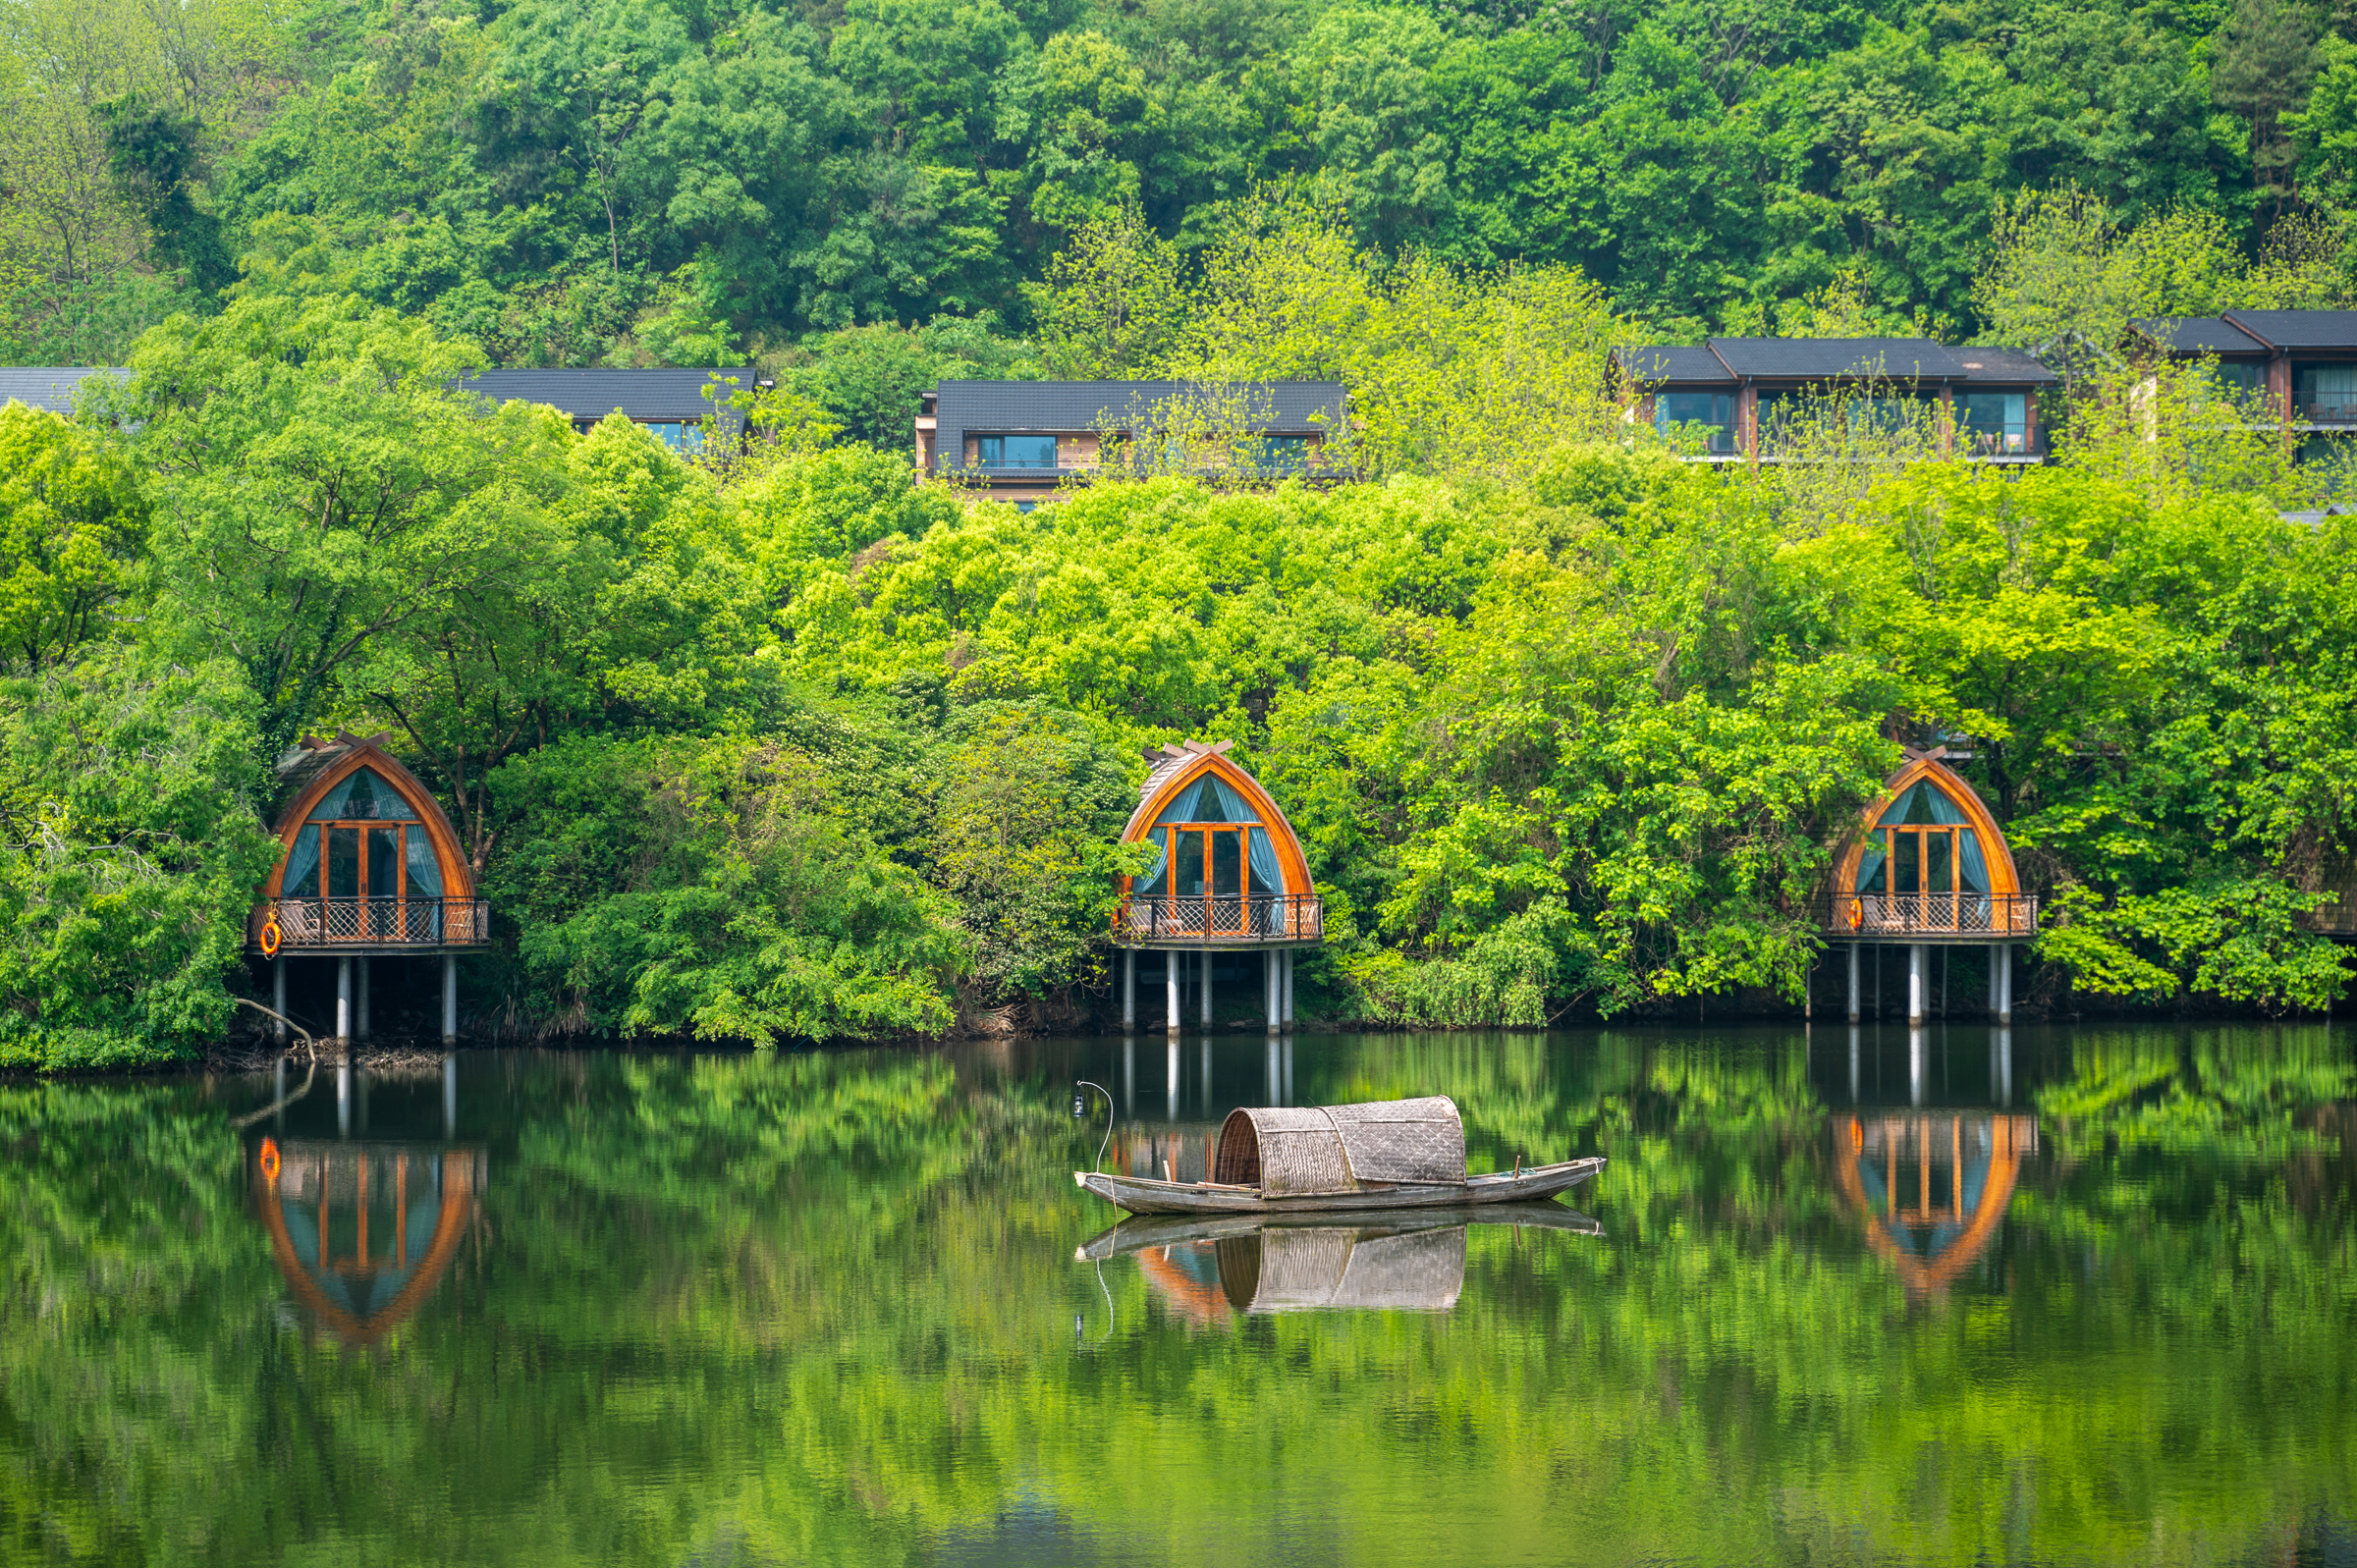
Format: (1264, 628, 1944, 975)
(6, 0, 2357, 1067)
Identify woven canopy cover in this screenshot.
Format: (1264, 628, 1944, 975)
(1215, 1224, 1466, 1312)
(1214, 1096, 1467, 1197)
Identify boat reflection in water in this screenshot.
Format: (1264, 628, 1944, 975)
(1076, 1208, 1602, 1322)
(249, 1134, 486, 1346)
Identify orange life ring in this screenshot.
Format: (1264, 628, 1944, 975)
(259, 1137, 281, 1183)
(1845, 898, 1863, 932)
(259, 919, 283, 957)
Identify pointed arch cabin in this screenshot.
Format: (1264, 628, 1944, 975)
(248, 732, 488, 1044)
(1825, 748, 2037, 1024)
(1113, 741, 1322, 1035)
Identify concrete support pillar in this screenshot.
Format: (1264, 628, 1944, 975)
(442, 954, 459, 1045)
(1996, 1027, 2013, 1107)
(1282, 949, 1296, 1031)
(1997, 944, 2013, 1025)
(1907, 944, 1925, 1026)
(1123, 949, 1136, 1031)
(1166, 1039, 1178, 1121)
(1846, 946, 1860, 1024)
(1199, 948, 1214, 1027)
(273, 959, 287, 1043)
(356, 956, 370, 1041)
(1165, 950, 1179, 1035)
(1266, 1038, 1281, 1103)
(1909, 1024, 1926, 1107)
(1847, 1025, 1860, 1103)
(336, 957, 353, 1043)
(443, 1054, 458, 1141)
(336, 1064, 352, 1137)
(1266, 950, 1281, 1034)
(1122, 1037, 1134, 1116)
(1282, 1037, 1293, 1105)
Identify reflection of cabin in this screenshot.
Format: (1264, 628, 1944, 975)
(1834, 1112, 2036, 1297)
(1112, 741, 1323, 1035)
(249, 732, 488, 1043)
(251, 1135, 485, 1346)
(1825, 748, 2037, 1025)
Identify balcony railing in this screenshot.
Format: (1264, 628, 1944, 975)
(1825, 892, 2038, 938)
(2298, 400, 2357, 426)
(1115, 892, 1323, 944)
(250, 897, 491, 950)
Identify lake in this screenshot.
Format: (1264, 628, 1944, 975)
(3, 1023, 2351, 1566)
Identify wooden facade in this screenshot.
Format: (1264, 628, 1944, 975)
(250, 731, 486, 1044)
(1826, 748, 2038, 1024)
(1113, 740, 1322, 1035)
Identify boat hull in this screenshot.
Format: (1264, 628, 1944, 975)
(1074, 1156, 1605, 1216)
(1074, 1202, 1605, 1262)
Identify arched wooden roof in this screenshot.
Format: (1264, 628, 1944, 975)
(1832, 750, 2020, 898)
(1121, 741, 1314, 897)
(262, 733, 474, 900)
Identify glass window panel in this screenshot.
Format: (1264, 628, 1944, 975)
(325, 827, 358, 900)
(1655, 392, 1735, 453)
(643, 421, 706, 451)
(367, 827, 400, 899)
(1175, 830, 1206, 896)
(1893, 832, 1920, 894)
(1211, 830, 1242, 896)
(1958, 393, 2027, 454)
(976, 435, 1057, 469)
(1258, 436, 1313, 473)
(1927, 832, 1952, 892)
(2297, 363, 2357, 421)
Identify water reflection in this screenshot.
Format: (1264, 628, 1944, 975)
(251, 1136, 486, 1345)
(1076, 1208, 1604, 1321)
(1835, 1112, 2035, 1297)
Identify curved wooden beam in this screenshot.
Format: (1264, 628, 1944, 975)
(1830, 757, 2020, 899)
(1120, 748, 1315, 899)
(262, 740, 474, 900)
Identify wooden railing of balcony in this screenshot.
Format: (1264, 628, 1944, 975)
(249, 896, 491, 949)
(1825, 892, 2038, 938)
(1115, 892, 1323, 944)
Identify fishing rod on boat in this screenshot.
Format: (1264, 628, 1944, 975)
(1071, 1080, 1113, 1172)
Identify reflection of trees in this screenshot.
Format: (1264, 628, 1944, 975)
(0, 1029, 2348, 1566)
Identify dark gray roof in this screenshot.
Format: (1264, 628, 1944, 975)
(1616, 347, 1734, 385)
(1945, 346, 2060, 385)
(453, 368, 752, 425)
(1707, 338, 1967, 381)
(0, 366, 126, 415)
(931, 380, 1346, 472)
(2220, 310, 2357, 350)
(2130, 317, 2269, 353)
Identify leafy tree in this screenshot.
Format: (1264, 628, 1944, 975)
(0, 404, 145, 670)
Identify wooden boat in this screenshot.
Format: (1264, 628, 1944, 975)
(1074, 1204, 1606, 1263)
(1073, 1095, 1605, 1217)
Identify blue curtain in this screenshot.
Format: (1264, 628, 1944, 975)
(405, 827, 444, 895)
(1958, 829, 1989, 892)
(1246, 826, 1285, 894)
(1853, 842, 1886, 892)
(1151, 774, 1257, 826)
(306, 767, 419, 822)
(283, 825, 320, 896)
(1878, 780, 1969, 827)
(1137, 827, 1169, 893)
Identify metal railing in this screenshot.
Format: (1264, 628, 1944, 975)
(2298, 400, 2357, 426)
(1115, 892, 1323, 943)
(1825, 892, 2038, 938)
(250, 897, 491, 948)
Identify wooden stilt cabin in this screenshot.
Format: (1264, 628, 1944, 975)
(248, 732, 488, 1044)
(1823, 747, 2037, 1025)
(1112, 741, 1323, 1035)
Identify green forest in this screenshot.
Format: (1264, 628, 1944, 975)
(4, 0, 2357, 1067)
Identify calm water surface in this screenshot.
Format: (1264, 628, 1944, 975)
(3, 1024, 2353, 1566)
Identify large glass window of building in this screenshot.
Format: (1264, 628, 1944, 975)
(977, 435, 1058, 469)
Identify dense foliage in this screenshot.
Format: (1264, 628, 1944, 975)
(13, 0, 2357, 373)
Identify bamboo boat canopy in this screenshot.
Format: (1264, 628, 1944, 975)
(1214, 1096, 1467, 1197)
(1214, 1224, 1465, 1312)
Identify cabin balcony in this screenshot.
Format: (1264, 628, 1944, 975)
(249, 896, 491, 953)
(1824, 892, 2038, 942)
(1115, 892, 1323, 946)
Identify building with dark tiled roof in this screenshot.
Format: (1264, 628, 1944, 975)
(0, 366, 127, 416)
(453, 368, 758, 451)
(916, 380, 1350, 508)
(1614, 338, 2057, 464)
(2127, 310, 2357, 432)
